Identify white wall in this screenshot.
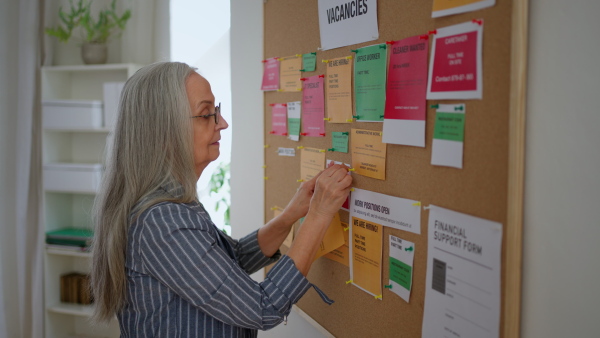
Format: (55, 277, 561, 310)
(0, 0, 21, 336)
(521, 0, 600, 337)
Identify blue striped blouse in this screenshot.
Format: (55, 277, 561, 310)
(118, 183, 332, 337)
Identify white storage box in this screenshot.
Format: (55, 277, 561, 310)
(42, 99, 103, 129)
(43, 163, 102, 193)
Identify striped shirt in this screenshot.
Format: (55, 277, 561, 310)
(118, 182, 332, 337)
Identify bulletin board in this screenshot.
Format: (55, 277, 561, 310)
(262, 0, 527, 337)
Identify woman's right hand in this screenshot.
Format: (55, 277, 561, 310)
(308, 164, 353, 220)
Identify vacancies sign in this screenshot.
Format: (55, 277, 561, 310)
(318, 0, 379, 50)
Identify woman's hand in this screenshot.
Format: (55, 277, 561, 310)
(281, 171, 322, 223)
(308, 164, 353, 220)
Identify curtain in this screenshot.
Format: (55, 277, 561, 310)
(0, 0, 44, 337)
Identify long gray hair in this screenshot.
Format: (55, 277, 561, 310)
(91, 62, 199, 323)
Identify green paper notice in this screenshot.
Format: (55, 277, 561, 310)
(288, 117, 301, 137)
(331, 132, 349, 153)
(354, 44, 388, 121)
(389, 257, 412, 290)
(302, 53, 317, 72)
(433, 112, 465, 142)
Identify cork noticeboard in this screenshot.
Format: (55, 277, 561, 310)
(262, 1, 527, 337)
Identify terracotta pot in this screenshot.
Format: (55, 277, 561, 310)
(81, 42, 108, 64)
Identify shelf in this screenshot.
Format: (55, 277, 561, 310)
(42, 63, 141, 72)
(46, 247, 92, 258)
(47, 302, 94, 317)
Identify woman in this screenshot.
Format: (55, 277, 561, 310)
(91, 62, 352, 337)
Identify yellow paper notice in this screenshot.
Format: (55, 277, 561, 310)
(326, 56, 353, 123)
(273, 207, 294, 248)
(433, 0, 489, 11)
(324, 221, 349, 266)
(351, 128, 387, 180)
(352, 216, 383, 297)
(300, 147, 325, 181)
(279, 56, 302, 92)
(314, 212, 345, 260)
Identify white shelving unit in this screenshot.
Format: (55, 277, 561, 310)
(42, 63, 141, 338)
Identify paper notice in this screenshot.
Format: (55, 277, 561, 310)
(326, 56, 353, 123)
(261, 57, 279, 91)
(350, 128, 386, 180)
(422, 205, 502, 338)
(427, 21, 483, 100)
(431, 104, 466, 168)
(383, 36, 429, 147)
(302, 75, 326, 137)
(279, 55, 302, 92)
(350, 216, 383, 297)
(388, 235, 415, 303)
(300, 147, 325, 181)
(354, 44, 388, 122)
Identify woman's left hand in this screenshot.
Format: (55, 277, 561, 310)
(281, 171, 322, 223)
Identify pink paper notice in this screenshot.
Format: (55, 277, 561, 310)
(427, 21, 483, 100)
(270, 103, 287, 136)
(383, 36, 429, 147)
(385, 36, 429, 121)
(261, 57, 279, 91)
(301, 75, 325, 137)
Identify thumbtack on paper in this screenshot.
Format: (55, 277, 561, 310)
(348, 168, 356, 172)
(300, 77, 308, 81)
(419, 34, 429, 40)
(345, 56, 353, 60)
(319, 132, 326, 136)
(282, 132, 288, 136)
(428, 29, 438, 35)
(297, 88, 302, 91)
(261, 59, 267, 63)
(318, 74, 325, 78)
(352, 115, 360, 119)
(379, 44, 387, 49)
(270, 207, 278, 211)
(345, 280, 353, 284)
(296, 146, 304, 149)
(282, 103, 287, 107)
(296, 54, 302, 57)
(262, 165, 267, 168)
(299, 69, 306, 72)
(311, 52, 317, 55)
(300, 132, 308, 136)
(327, 148, 335, 152)
(350, 49, 358, 53)
(472, 18, 483, 25)
(324, 118, 331, 121)
(319, 149, 326, 153)
(346, 119, 354, 122)
(375, 295, 383, 300)
(430, 104, 440, 109)
(342, 132, 349, 135)
(277, 89, 284, 92)
(264, 177, 269, 180)
(343, 227, 349, 231)
(386, 40, 396, 45)
(380, 115, 385, 118)
(412, 202, 421, 207)
(423, 205, 431, 210)
(384, 284, 392, 289)
(322, 59, 329, 63)
(264, 144, 270, 148)
(455, 106, 464, 111)
(269, 103, 275, 106)
(297, 179, 304, 183)
(269, 131, 276, 134)
(350, 188, 355, 192)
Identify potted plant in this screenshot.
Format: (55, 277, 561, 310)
(45, 0, 131, 64)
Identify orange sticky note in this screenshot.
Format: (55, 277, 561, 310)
(324, 221, 349, 266)
(300, 147, 326, 181)
(326, 56, 353, 123)
(314, 212, 345, 261)
(279, 55, 302, 92)
(351, 128, 387, 180)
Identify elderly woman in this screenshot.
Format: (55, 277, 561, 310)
(91, 62, 352, 337)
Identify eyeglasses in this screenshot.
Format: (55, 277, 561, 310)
(191, 102, 221, 124)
